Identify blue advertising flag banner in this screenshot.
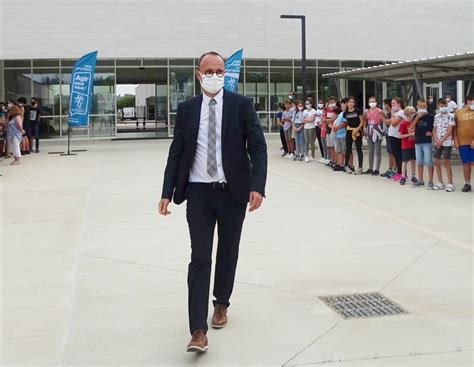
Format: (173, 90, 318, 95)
(68, 51, 98, 127)
(224, 49, 243, 93)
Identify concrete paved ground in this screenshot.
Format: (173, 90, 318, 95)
(1, 135, 472, 366)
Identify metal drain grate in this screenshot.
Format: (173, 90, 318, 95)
(319, 292, 409, 319)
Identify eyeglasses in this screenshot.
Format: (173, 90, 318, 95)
(202, 71, 225, 78)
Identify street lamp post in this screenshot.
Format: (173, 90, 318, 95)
(280, 14, 307, 101)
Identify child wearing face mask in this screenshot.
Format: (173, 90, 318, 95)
(332, 98, 348, 171)
(411, 99, 435, 189)
(398, 107, 417, 185)
(381, 98, 397, 178)
(433, 99, 456, 192)
(292, 100, 305, 161)
(315, 99, 326, 162)
(445, 94, 458, 113)
(364, 97, 384, 175)
(302, 99, 317, 162)
(388, 97, 406, 182)
(454, 94, 474, 193)
(324, 97, 337, 167)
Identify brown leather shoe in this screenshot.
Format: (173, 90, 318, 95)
(186, 329, 208, 353)
(211, 304, 228, 329)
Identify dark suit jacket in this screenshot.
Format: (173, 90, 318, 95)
(161, 90, 268, 205)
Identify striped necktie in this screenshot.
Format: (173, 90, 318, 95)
(207, 98, 217, 177)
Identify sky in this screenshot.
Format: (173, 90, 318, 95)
(116, 84, 138, 96)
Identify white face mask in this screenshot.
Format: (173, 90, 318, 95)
(199, 72, 224, 94)
(428, 98, 433, 103)
(317, 103, 324, 109)
(417, 108, 427, 113)
(369, 102, 377, 108)
(445, 97, 451, 102)
(439, 107, 449, 114)
(328, 103, 336, 108)
(469, 104, 474, 111)
(297, 107, 304, 111)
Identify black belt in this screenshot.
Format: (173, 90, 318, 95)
(189, 182, 228, 189)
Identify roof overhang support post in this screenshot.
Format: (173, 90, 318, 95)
(333, 77, 342, 100)
(466, 81, 472, 96)
(412, 64, 424, 99)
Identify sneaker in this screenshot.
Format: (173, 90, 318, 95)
(349, 166, 355, 172)
(363, 169, 373, 175)
(281, 151, 288, 157)
(344, 166, 352, 174)
(354, 168, 363, 175)
(286, 153, 294, 159)
(445, 183, 455, 192)
(304, 156, 310, 162)
(387, 171, 397, 179)
(333, 165, 344, 171)
(411, 176, 418, 184)
(299, 155, 304, 161)
(461, 183, 472, 193)
(426, 182, 434, 190)
(318, 158, 326, 163)
(380, 170, 392, 177)
(391, 173, 402, 182)
(293, 155, 299, 161)
(372, 170, 380, 176)
(411, 181, 425, 188)
(399, 176, 407, 185)
(433, 183, 445, 191)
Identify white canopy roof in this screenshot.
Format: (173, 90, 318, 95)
(324, 52, 474, 82)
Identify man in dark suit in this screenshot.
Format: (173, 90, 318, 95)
(158, 51, 267, 353)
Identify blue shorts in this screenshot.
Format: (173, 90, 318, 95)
(415, 143, 433, 167)
(459, 145, 474, 164)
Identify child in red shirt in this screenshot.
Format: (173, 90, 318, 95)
(398, 106, 417, 185)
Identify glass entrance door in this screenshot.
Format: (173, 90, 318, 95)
(424, 82, 442, 101)
(116, 67, 168, 138)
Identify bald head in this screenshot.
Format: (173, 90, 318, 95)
(198, 51, 224, 69)
(195, 52, 225, 96)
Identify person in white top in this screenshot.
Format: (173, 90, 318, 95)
(388, 97, 406, 181)
(445, 94, 458, 113)
(302, 99, 317, 162)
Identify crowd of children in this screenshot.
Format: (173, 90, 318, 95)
(277, 94, 474, 193)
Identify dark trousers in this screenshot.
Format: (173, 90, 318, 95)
(279, 126, 288, 153)
(185, 183, 246, 334)
(389, 136, 402, 174)
(345, 130, 363, 168)
(316, 126, 324, 158)
(30, 121, 40, 150)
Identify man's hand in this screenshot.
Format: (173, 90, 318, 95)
(248, 191, 263, 212)
(158, 198, 171, 216)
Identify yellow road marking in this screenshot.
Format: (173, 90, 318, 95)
(269, 167, 473, 253)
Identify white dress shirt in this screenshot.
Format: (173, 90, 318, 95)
(189, 88, 227, 183)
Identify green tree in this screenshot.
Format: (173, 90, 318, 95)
(117, 95, 135, 109)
